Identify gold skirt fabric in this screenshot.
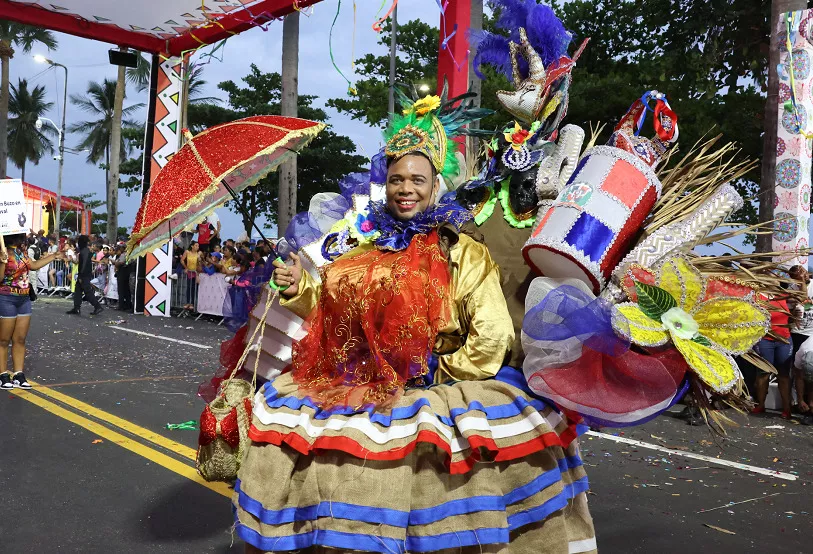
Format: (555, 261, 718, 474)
(234, 367, 597, 553)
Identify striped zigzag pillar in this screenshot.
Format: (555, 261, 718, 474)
(143, 54, 188, 316)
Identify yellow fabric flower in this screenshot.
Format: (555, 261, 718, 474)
(613, 257, 770, 393)
(406, 95, 441, 116)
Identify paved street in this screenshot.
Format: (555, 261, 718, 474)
(2, 298, 812, 553)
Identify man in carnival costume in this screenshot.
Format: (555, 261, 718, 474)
(232, 85, 598, 553)
(219, 3, 777, 553)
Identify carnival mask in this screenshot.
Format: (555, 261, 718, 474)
(496, 132, 554, 219)
(496, 28, 588, 126)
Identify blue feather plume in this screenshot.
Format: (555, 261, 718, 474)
(471, 0, 572, 82)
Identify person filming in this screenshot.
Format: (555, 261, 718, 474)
(0, 233, 65, 389)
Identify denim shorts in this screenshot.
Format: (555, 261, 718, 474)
(0, 294, 32, 318)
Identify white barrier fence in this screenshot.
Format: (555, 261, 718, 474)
(31, 259, 229, 321)
(196, 273, 230, 317)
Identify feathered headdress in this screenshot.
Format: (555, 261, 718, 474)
(470, 0, 588, 126)
(470, 0, 573, 81)
(384, 82, 493, 181)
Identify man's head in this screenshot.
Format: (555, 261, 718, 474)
(77, 235, 89, 250)
(385, 153, 440, 221)
(790, 264, 809, 284)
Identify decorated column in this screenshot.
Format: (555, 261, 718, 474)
(774, 10, 813, 267)
(436, 1, 471, 107)
(141, 55, 188, 316)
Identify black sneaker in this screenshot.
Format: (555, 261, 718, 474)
(0, 373, 12, 390)
(91, 306, 104, 316)
(12, 372, 31, 389)
(66, 308, 80, 315)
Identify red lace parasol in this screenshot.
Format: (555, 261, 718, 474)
(126, 115, 325, 260)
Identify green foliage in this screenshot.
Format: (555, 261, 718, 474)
(118, 126, 145, 195)
(68, 78, 144, 165)
(556, 0, 770, 230)
(8, 78, 56, 178)
(0, 22, 58, 52)
(326, 19, 440, 128)
(62, 192, 107, 234)
(187, 64, 367, 232)
(325, 3, 770, 232)
(326, 16, 511, 134)
(635, 282, 678, 321)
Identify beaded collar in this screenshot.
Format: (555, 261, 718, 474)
(367, 198, 473, 251)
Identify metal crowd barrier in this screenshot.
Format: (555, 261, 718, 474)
(170, 270, 200, 315)
(31, 259, 231, 323)
(33, 259, 74, 297)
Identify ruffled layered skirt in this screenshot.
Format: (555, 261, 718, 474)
(233, 368, 597, 553)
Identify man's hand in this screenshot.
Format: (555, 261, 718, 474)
(272, 253, 303, 297)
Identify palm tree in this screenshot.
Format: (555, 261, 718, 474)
(128, 54, 220, 104)
(186, 63, 222, 106)
(127, 54, 220, 146)
(8, 78, 55, 181)
(69, 78, 144, 240)
(0, 23, 58, 178)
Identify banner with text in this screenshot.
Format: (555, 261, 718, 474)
(0, 179, 28, 236)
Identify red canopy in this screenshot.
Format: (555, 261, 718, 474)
(0, 0, 322, 55)
(23, 181, 84, 211)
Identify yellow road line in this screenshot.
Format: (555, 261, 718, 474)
(36, 375, 197, 388)
(29, 380, 197, 461)
(11, 388, 231, 498)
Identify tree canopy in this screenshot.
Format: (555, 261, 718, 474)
(8, 78, 56, 181)
(327, 2, 773, 228)
(558, 0, 770, 226)
(187, 64, 367, 234)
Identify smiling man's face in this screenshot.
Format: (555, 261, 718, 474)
(385, 154, 440, 221)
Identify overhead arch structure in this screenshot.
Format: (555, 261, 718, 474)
(0, 0, 322, 56)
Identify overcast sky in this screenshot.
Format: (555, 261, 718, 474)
(15, 1, 442, 241)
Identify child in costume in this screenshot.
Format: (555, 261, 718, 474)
(233, 91, 597, 553)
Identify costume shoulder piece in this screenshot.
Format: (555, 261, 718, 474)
(459, 0, 589, 229)
(520, 86, 800, 432)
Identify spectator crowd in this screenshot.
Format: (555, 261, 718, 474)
(22, 214, 276, 315)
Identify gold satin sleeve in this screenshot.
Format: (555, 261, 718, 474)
(279, 269, 321, 320)
(434, 236, 515, 383)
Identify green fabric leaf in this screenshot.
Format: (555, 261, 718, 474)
(635, 282, 678, 321)
(693, 335, 712, 347)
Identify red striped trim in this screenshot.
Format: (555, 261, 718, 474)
(248, 425, 571, 474)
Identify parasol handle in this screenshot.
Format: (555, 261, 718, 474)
(268, 257, 290, 292)
(220, 180, 272, 247)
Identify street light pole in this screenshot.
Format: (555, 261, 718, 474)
(34, 56, 68, 237)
